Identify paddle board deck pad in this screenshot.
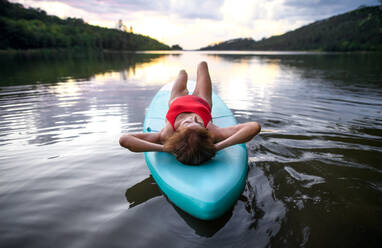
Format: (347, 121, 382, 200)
(143, 81, 248, 220)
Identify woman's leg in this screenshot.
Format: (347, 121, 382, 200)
(169, 70, 189, 105)
(193, 61, 212, 108)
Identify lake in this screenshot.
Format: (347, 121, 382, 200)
(0, 50, 381, 247)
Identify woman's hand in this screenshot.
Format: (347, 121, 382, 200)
(162, 143, 173, 153)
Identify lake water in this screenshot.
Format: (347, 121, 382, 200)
(0, 51, 381, 247)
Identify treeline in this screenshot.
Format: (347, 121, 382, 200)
(0, 0, 170, 50)
(201, 38, 256, 51)
(201, 6, 382, 52)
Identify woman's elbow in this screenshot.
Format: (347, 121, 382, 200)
(119, 135, 132, 150)
(249, 122, 261, 137)
(255, 122, 261, 133)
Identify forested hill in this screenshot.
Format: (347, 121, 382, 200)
(0, 0, 170, 50)
(200, 6, 382, 51)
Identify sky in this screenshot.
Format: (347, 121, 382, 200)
(11, 0, 380, 50)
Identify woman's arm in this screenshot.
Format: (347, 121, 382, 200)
(119, 132, 164, 152)
(213, 122, 261, 151)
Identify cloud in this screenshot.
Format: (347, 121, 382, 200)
(221, 0, 264, 25)
(14, 0, 224, 20)
(169, 0, 224, 20)
(277, 0, 380, 21)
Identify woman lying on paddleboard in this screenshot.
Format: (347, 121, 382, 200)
(119, 61, 261, 165)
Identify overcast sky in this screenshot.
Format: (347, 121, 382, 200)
(11, 0, 380, 49)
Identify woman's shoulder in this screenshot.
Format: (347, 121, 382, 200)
(159, 122, 174, 143)
(207, 122, 224, 142)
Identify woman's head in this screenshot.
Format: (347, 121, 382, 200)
(164, 126, 216, 165)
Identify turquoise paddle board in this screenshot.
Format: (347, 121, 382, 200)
(143, 81, 248, 220)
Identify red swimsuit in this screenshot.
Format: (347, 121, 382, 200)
(166, 95, 212, 130)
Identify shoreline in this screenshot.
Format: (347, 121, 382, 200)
(1, 48, 378, 56)
(0, 48, 175, 55)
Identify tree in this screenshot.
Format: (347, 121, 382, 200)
(0, 0, 171, 50)
(171, 44, 183, 50)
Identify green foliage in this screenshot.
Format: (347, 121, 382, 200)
(200, 38, 255, 51)
(201, 6, 382, 52)
(171, 44, 183, 50)
(0, 0, 170, 50)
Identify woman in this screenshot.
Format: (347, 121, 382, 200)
(119, 61, 261, 165)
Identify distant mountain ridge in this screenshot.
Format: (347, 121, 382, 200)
(200, 6, 382, 51)
(0, 0, 171, 50)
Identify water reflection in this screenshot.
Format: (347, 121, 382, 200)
(211, 56, 281, 112)
(125, 175, 162, 208)
(124, 162, 286, 240)
(173, 205, 232, 238)
(0, 52, 173, 148)
(0, 51, 168, 86)
(125, 175, 232, 237)
(1, 51, 382, 248)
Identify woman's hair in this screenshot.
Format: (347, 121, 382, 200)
(164, 127, 216, 165)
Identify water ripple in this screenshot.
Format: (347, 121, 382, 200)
(284, 166, 325, 188)
(1, 52, 382, 248)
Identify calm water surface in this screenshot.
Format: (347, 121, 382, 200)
(0, 51, 381, 247)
